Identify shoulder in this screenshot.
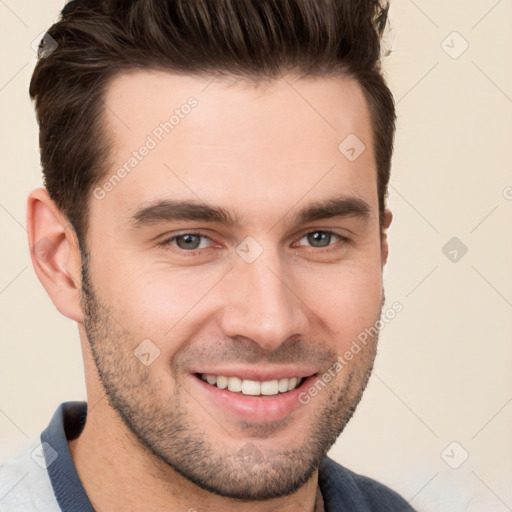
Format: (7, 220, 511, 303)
(319, 456, 416, 511)
(0, 439, 61, 512)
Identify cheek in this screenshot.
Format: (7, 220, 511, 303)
(294, 259, 383, 343)
(100, 265, 225, 347)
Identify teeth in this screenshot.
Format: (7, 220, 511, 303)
(201, 374, 303, 396)
(206, 375, 217, 386)
(216, 376, 228, 389)
(227, 376, 242, 392)
(287, 377, 298, 391)
(241, 380, 260, 395)
(278, 378, 289, 393)
(261, 380, 279, 396)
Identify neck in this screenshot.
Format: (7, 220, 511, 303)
(68, 398, 321, 512)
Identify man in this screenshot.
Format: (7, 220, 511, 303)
(0, 0, 415, 510)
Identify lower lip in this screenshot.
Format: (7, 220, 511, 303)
(190, 374, 317, 423)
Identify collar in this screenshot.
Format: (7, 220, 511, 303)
(43, 401, 329, 512)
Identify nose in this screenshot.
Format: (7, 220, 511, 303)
(218, 249, 310, 352)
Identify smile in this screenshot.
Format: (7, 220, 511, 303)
(199, 374, 304, 396)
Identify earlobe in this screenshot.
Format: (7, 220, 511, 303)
(381, 208, 392, 267)
(27, 188, 84, 322)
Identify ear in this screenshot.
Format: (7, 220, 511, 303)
(27, 188, 84, 322)
(380, 208, 392, 267)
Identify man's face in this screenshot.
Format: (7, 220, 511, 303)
(82, 71, 387, 499)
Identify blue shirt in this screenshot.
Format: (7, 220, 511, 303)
(0, 402, 415, 511)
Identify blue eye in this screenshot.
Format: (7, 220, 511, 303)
(299, 231, 342, 248)
(168, 233, 211, 251)
(160, 229, 347, 256)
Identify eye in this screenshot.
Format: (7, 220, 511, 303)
(297, 230, 345, 249)
(160, 230, 347, 255)
(166, 233, 212, 251)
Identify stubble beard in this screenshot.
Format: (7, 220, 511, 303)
(80, 254, 381, 500)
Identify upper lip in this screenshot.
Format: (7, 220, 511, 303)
(193, 366, 318, 382)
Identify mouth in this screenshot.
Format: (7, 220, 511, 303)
(196, 373, 305, 396)
(190, 370, 319, 423)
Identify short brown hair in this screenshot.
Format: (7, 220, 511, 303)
(30, 0, 395, 241)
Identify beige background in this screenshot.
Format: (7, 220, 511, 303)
(1, 1, 511, 511)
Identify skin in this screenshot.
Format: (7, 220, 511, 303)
(27, 71, 392, 512)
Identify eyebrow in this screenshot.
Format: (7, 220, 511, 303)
(130, 196, 371, 229)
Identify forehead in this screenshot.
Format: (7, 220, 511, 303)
(97, 71, 376, 225)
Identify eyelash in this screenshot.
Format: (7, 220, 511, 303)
(158, 230, 349, 256)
